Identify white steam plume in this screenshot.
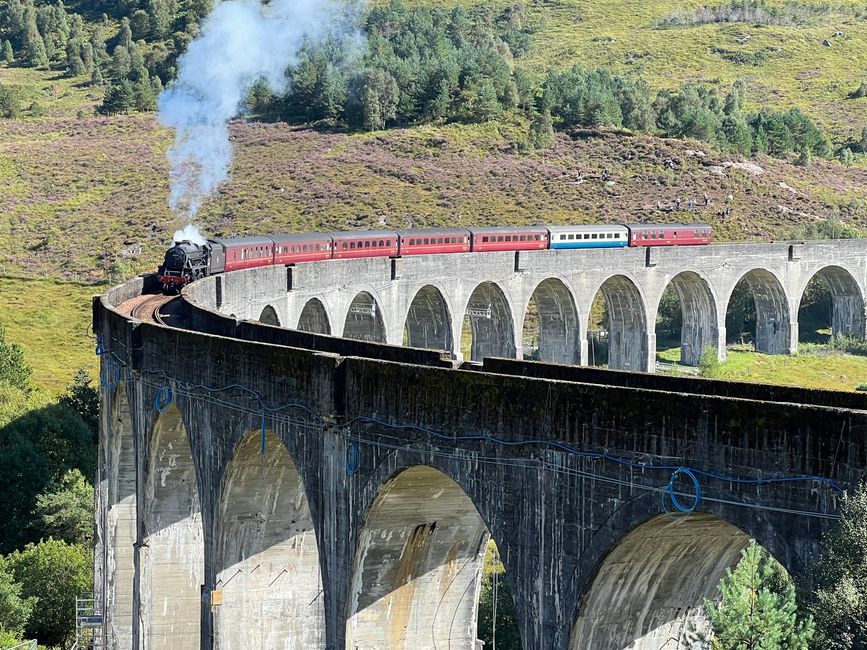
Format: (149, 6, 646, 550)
(159, 0, 354, 219)
(173, 224, 207, 245)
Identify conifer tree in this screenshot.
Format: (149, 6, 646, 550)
(98, 78, 134, 114)
(22, 8, 48, 68)
(2, 41, 14, 64)
(90, 65, 103, 87)
(701, 541, 813, 650)
(809, 484, 867, 648)
(65, 38, 85, 76)
(133, 72, 155, 111)
(860, 125, 867, 153)
(528, 110, 555, 150)
(119, 17, 132, 49)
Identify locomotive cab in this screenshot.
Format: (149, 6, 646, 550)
(157, 240, 212, 293)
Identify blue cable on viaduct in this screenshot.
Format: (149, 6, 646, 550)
(94, 240, 867, 650)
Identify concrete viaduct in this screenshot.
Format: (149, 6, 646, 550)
(206, 240, 867, 370)
(94, 239, 867, 650)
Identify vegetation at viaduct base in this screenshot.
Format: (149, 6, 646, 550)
(0, 327, 97, 648)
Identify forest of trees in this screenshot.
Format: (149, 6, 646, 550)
(0, 324, 97, 649)
(0, 0, 857, 161)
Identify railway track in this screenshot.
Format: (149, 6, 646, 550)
(128, 294, 174, 323)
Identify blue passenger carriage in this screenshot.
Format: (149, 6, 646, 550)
(546, 225, 629, 249)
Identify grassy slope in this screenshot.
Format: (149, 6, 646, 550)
(658, 345, 867, 391)
(0, 116, 865, 281)
(411, 0, 867, 142)
(0, 277, 99, 392)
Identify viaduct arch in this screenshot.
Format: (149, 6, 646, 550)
(95, 238, 867, 650)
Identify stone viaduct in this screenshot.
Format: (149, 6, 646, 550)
(94, 239, 867, 650)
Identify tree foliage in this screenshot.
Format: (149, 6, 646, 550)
(700, 541, 813, 650)
(0, 323, 30, 390)
(476, 544, 522, 649)
(6, 539, 92, 649)
(34, 469, 94, 547)
(808, 483, 867, 649)
(0, 556, 35, 641)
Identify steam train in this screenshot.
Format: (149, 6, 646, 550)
(157, 223, 712, 292)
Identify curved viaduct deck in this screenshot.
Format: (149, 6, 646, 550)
(94, 240, 867, 650)
(191, 239, 867, 370)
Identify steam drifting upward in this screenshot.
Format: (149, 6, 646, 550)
(173, 224, 207, 245)
(159, 0, 352, 219)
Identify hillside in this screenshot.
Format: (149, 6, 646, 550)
(0, 113, 865, 279)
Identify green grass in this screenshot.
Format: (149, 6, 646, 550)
(0, 276, 100, 393)
(658, 345, 867, 391)
(0, 64, 102, 117)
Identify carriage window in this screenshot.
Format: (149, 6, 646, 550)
(497, 236, 504, 242)
(591, 234, 598, 239)
(364, 241, 370, 248)
(380, 240, 385, 247)
(422, 238, 428, 245)
(349, 242, 356, 249)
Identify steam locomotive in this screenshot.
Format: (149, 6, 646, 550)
(157, 223, 712, 292)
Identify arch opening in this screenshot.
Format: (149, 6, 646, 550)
(570, 513, 751, 649)
(104, 382, 136, 648)
(725, 270, 790, 354)
(141, 405, 204, 649)
(588, 276, 648, 371)
(297, 298, 331, 335)
(655, 272, 718, 367)
(257, 305, 280, 326)
(460, 282, 515, 361)
(214, 430, 324, 650)
(403, 285, 453, 352)
(343, 291, 386, 342)
(522, 279, 580, 365)
(798, 266, 865, 345)
(347, 466, 520, 648)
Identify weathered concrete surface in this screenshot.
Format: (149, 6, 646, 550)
(570, 514, 750, 649)
(215, 430, 324, 650)
(346, 466, 488, 648)
(93, 250, 867, 649)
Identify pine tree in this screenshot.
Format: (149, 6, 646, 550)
(809, 483, 867, 649)
(90, 65, 103, 87)
(2, 41, 14, 64)
(860, 125, 867, 153)
(109, 45, 131, 80)
(98, 79, 134, 114)
(701, 541, 813, 649)
(119, 17, 132, 50)
(527, 111, 555, 151)
(65, 38, 85, 76)
(22, 9, 48, 68)
(133, 72, 155, 111)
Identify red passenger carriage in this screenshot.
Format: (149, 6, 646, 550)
(469, 227, 549, 252)
(397, 229, 471, 256)
(627, 224, 712, 247)
(272, 233, 333, 265)
(331, 231, 399, 259)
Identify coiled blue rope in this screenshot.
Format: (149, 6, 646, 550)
(100, 360, 121, 389)
(345, 441, 360, 476)
(668, 467, 701, 513)
(154, 385, 173, 413)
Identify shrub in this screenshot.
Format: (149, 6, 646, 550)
(698, 346, 721, 377)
